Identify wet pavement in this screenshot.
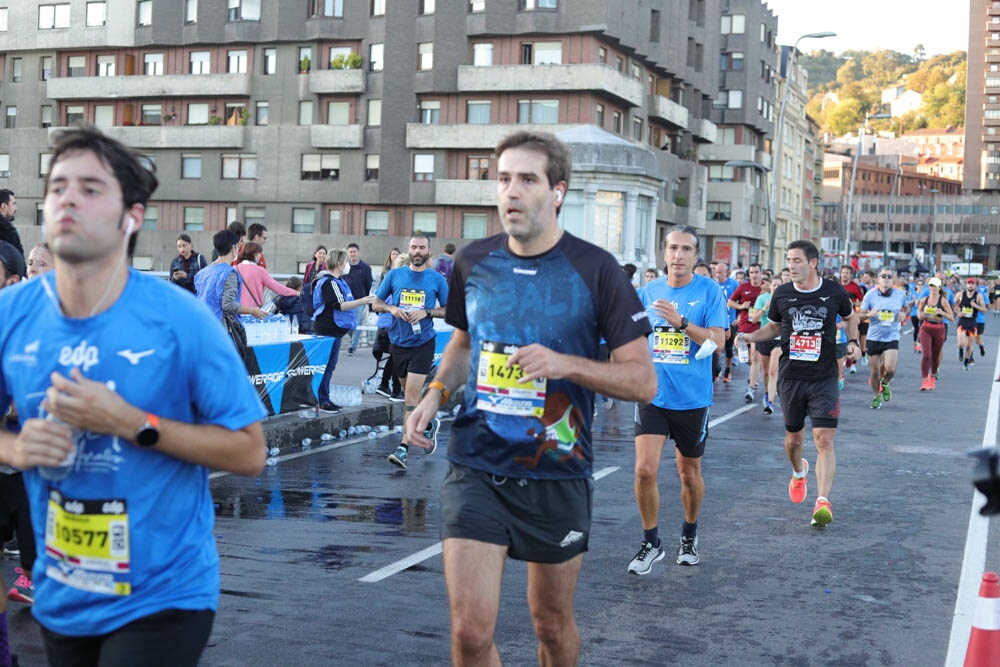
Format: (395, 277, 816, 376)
(5, 333, 1000, 665)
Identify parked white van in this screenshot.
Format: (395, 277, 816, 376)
(948, 262, 984, 277)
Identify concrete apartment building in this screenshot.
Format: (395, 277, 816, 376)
(964, 0, 1000, 191)
(699, 0, 777, 269)
(0, 0, 723, 274)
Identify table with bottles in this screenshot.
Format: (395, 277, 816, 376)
(240, 314, 335, 416)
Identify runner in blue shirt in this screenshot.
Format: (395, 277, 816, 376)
(712, 263, 739, 382)
(0, 127, 266, 666)
(628, 227, 727, 574)
(976, 279, 989, 358)
(859, 268, 909, 409)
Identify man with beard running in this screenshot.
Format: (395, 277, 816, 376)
(740, 241, 859, 528)
(373, 235, 448, 470)
(859, 268, 908, 409)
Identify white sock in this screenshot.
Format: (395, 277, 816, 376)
(793, 467, 806, 479)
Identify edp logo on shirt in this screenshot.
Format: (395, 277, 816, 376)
(59, 340, 100, 372)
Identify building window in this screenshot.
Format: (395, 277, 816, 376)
(41, 57, 53, 81)
(420, 101, 440, 124)
(86, 1, 107, 26)
(65, 106, 85, 125)
(468, 156, 490, 180)
(39, 4, 71, 29)
(720, 14, 745, 34)
(301, 154, 340, 181)
(137, 0, 152, 26)
(467, 100, 490, 124)
(414, 154, 434, 182)
(650, 9, 660, 42)
(310, 0, 344, 17)
(0, 8, 7, 31)
(598, 47, 607, 64)
(183, 207, 205, 231)
(612, 111, 622, 134)
(327, 101, 350, 125)
(632, 117, 642, 141)
(4, 107, 14, 130)
(224, 103, 245, 125)
(143, 53, 164, 75)
(473, 43, 493, 66)
(181, 154, 202, 179)
(189, 51, 210, 74)
(365, 155, 380, 181)
(255, 101, 269, 125)
(517, 99, 559, 124)
(299, 101, 313, 125)
(594, 191, 623, 254)
(418, 42, 434, 70)
(263, 48, 276, 74)
(222, 154, 256, 179)
(521, 0, 557, 9)
(97, 55, 116, 76)
(707, 201, 732, 221)
(185, 0, 197, 22)
(141, 104, 161, 125)
(67, 56, 87, 77)
(187, 103, 208, 125)
(708, 165, 735, 181)
(227, 50, 248, 74)
(328, 209, 342, 234)
(367, 99, 382, 127)
(727, 90, 743, 109)
(413, 211, 437, 236)
(369, 43, 384, 72)
(40, 154, 52, 176)
(94, 105, 113, 127)
(371, 0, 385, 15)
(462, 213, 487, 239)
(420, 0, 434, 14)
(469, 0, 485, 11)
(366, 210, 389, 235)
(298, 46, 312, 73)
(10, 58, 21, 83)
(292, 208, 316, 234)
(41, 106, 53, 129)
(532, 41, 562, 65)
(0, 155, 9, 178)
(228, 0, 261, 21)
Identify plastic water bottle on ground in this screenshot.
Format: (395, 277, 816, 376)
(301, 438, 312, 448)
(266, 457, 278, 467)
(320, 433, 335, 442)
(268, 446, 280, 457)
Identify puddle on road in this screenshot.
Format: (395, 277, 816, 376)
(301, 543, 376, 570)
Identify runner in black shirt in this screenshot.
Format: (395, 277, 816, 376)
(739, 241, 859, 528)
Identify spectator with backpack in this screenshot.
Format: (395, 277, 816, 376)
(312, 248, 376, 411)
(169, 233, 207, 294)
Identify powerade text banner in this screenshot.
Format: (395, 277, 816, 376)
(244, 336, 334, 416)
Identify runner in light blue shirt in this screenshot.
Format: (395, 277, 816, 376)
(859, 268, 909, 409)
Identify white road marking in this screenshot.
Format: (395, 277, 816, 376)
(945, 338, 1000, 666)
(358, 404, 757, 582)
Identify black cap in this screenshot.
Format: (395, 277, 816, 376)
(0, 240, 26, 280)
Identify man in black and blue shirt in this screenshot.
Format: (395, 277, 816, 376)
(408, 131, 655, 665)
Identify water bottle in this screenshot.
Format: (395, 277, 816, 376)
(266, 457, 278, 467)
(736, 336, 750, 364)
(338, 429, 347, 438)
(301, 438, 313, 448)
(291, 315, 299, 336)
(39, 415, 81, 481)
(347, 426, 356, 436)
(268, 446, 280, 457)
(320, 433, 335, 442)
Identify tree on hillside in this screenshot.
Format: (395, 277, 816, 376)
(827, 98, 865, 135)
(861, 50, 912, 88)
(799, 49, 845, 91)
(913, 44, 926, 63)
(836, 58, 864, 86)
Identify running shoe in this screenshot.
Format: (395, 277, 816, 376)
(881, 380, 891, 402)
(811, 498, 833, 527)
(788, 458, 809, 504)
(920, 377, 931, 391)
(871, 395, 882, 410)
(964, 359, 971, 372)
(422, 418, 440, 456)
(763, 397, 773, 415)
(389, 391, 405, 403)
(861, 354, 869, 366)
(3, 538, 19, 559)
(375, 387, 392, 398)
(928, 376, 937, 390)
(387, 446, 408, 470)
(913, 343, 921, 353)
(676, 537, 699, 566)
(969, 357, 976, 367)
(959, 348, 964, 362)
(628, 540, 665, 575)
(7, 568, 32, 605)
(744, 386, 754, 402)
(849, 365, 857, 375)
(317, 401, 342, 413)
(981, 345, 987, 358)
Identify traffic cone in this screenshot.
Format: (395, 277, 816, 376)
(965, 571, 1000, 666)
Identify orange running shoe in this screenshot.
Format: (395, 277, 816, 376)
(920, 377, 930, 391)
(811, 498, 833, 527)
(788, 458, 809, 504)
(928, 376, 937, 390)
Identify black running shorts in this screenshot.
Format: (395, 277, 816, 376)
(440, 463, 592, 563)
(866, 340, 899, 356)
(634, 404, 709, 459)
(389, 338, 436, 377)
(777, 375, 840, 432)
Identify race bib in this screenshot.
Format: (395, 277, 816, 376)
(924, 305, 938, 316)
(399, 289, 427, 309)
(962, 307, 974, 318)
(789, 333, 821, 362)
(878, 310, 895, 322)
(652, 326, 690, 364)
(45, 491, 131, 596)
(476, 341, 547, 418)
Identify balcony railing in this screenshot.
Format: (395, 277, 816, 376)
(46, 73, 252, 100)
(457, 64, 645, 107)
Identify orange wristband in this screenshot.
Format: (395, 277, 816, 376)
(427, 381, 450, 404)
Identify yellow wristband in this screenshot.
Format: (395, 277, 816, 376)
(427, 381, 449, 404)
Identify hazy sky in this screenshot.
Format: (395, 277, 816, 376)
(764, 0, 970, 56)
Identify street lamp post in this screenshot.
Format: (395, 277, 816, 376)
(926, 188, 940, 272)
(771, 31, 836, 271)
(725, 159, 771, 267)
(844, 111, 891, 266)
(883, 158, 919, 267)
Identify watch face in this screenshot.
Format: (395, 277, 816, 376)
(136, 427, 159, 448)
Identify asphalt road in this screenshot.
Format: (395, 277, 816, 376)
(5, 326, 1000, 666)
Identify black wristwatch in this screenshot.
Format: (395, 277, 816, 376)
(425, 309, 433, 319)
(848, 339, 860, 347)
(678, 316, 690, 331)
(135, 413, 160, 448)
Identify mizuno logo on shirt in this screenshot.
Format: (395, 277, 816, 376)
(688, 300, 700, 307)
(819, 296, 830, 302)
(560, 530, 585, 547)
(117, 349, 156, 366)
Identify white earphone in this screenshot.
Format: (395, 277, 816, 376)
(124, 215, 136, 235)
(555, 191, 563, 202)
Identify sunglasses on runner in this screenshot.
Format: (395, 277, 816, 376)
(879, 274, 892, 279)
